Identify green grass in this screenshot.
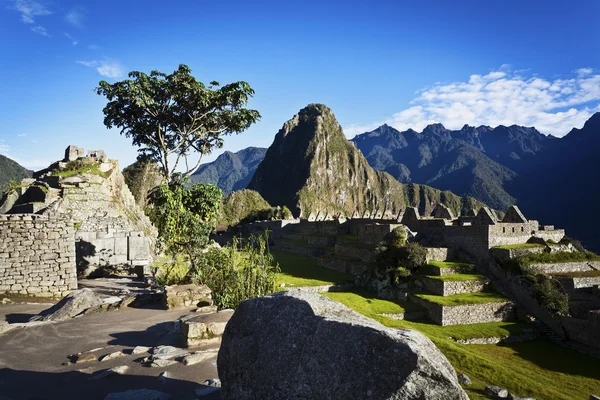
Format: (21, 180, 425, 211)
(415, 291, 509, 306)
(279, 238, 331, 249)
(425, 273, 488, 282)
(272, 251, 353, 287)
(494, 243, 545, 249)
(427, 260, 474, 269)
(325, 289, 600, 400)
(324, 290, 422, 315)
(553, 270, 600, 278)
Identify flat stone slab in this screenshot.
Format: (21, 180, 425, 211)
(180, 310, 233, 347)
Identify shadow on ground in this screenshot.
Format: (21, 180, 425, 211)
(0, 367, 220, 400)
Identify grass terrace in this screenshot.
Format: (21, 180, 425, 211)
(272, 251, 354, 287)
(425, 273, 488, 282)
(493, 243, 545, 250)
(325, 289, 600, 400)
(414, 291, 509, 306)
(324, 290, 423, 316)
(427, 260, 474, 270)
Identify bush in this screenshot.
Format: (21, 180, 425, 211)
(532, 276, 569, 316)
(192, 233, 279, 309)
(386, 226, 407, 248)
(151, 254, 191, 286)
(374, 240, 427, 284)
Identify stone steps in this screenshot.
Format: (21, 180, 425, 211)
(318, 255, 370, 275)
(420, 262, 474, 276)
(333, 243, 374, 262)
(179, 310, 234, 348)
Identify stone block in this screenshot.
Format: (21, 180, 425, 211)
(128, 236, 149, 261)
(164, 284, 213, 309)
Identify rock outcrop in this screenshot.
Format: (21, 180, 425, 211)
(247, 104, 484, 218)
(217, 289, 468, 400)
(30, 288, 104, 322)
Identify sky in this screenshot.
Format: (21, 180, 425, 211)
(1, 0, 599, 171)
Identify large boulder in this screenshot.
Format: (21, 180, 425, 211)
(30, 288, 103, 322)
(217, 289, 468, 400)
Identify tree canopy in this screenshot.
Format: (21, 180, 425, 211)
(96, 64, 260, 181)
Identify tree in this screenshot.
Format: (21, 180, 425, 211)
(148, 179, 223, 256)
(96, 64, 260, 181)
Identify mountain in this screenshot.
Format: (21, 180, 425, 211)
(247, 104, 484, 217)
(0, 154, 32, 191)
(351, 123, 552, 210)
(511, 112, 600, 251)
(190, 147, 267, 195)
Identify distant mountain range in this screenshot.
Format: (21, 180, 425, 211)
(0, 154, 32, 191)
(247, 104, 484, 217)
(190, 147, 267, 195)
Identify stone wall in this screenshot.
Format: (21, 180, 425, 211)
(358, 223, 401, 245)
(420, 277, 487, 296)
(527, 261, 600, 274)
(411, 295, 514, 325)
(489, 245, 546, 262)
(425, 247, 449, 262)
(0, 214, 77, 297)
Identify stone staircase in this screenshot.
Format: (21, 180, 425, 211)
(409, 262, 516, 326)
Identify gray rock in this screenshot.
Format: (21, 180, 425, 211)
(592, 395, 600, 400)
(132, 346, 151, 355)
(100, 351, 126, 361)
(457, 373, 471, 385)
(30, 289, 104, 322)
(485, 386, 509, 398)
(196, 380, 221, 397)
(182, 350, 218, 366)
(150, 359, 178, 368)
(104, 389, 171, 400)
(74, 353, 97, 363)
(90, 365, 129, 380)
(0, 322, 14, 335)
(217, 289, 468, 400)
(151, 345, 188, 360)
(508, 393, 536, 400)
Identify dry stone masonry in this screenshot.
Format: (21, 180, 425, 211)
(0, 214, 77, 297)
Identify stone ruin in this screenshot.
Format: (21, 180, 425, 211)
(0, 146, 157, 297)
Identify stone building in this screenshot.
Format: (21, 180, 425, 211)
(0, 146, 157, 297)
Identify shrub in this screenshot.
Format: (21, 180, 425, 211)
(374, 241, 427, 284)
(151, 254, 191, 286)
(532, 276, 569, 316)
(192, 233, 279, 309)
(386, 226, 407, 248)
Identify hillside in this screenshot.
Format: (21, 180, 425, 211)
(0, 154, 32, 191)
(351, 123, 551, 210)
(510, 112, 600, 251)
(190, 147, 267, 195)
(247, 104, 484, 217)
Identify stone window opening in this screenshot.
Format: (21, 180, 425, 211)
(503, 227, 506, 233)
(521, 226, 524, 232)
(512, 227, 515, 233)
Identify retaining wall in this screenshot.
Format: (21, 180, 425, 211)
(0, 214, 77, 297)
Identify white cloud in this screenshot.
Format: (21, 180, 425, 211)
(344, 67, 600, 138)
(9, 0, 52, 24)
(17, 133, 26, 137)
(88, 44, 99, 50)
(76, 59, 125, 78)
(63, 32, 78, 45)
(65, 7, 86, 28)
(30, 25, 49, 37)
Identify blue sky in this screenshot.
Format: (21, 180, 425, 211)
(1, 0, 599, 170)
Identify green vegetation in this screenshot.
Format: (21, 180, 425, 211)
(325, 289, 600, 400)
(425, 273, 487, 282)
(122, 159, 164, 208)
(529, 276, 569, 316)
(0, 155, 31, 193)
(96, 64, 260, 181)
(373, 230, 428, 284)
(149, 179, 222, 258)
(52, 160, 111, 178)
(494, 243, 544, 250)
(427, 260, 474, 270)
(218, 189, 292, 226)
(323, 290, 422, 315)
(151, 254, 192, 286)
(501, 250, 600, 275)
(194, 234, 279, 309)
(554, 270, 600, 278)
(272, 251, 353, 287)
(415, 291, 509, 306)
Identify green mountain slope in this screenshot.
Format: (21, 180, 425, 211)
(0, 154, 32, 191)
(248, 104, 484, 217)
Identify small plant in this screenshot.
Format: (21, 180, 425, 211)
(192, 232, 280, 309)
(151, 254, 192, 286)
(532, 276, 569, 316)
